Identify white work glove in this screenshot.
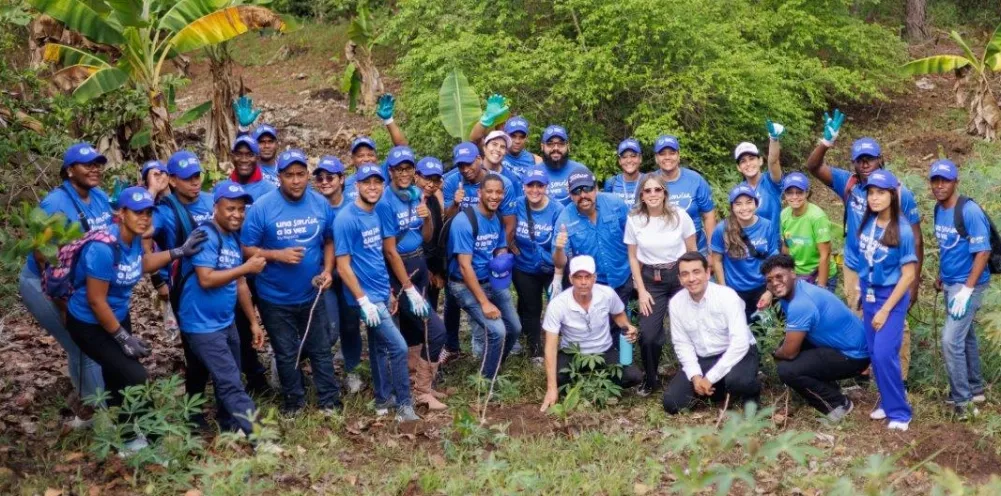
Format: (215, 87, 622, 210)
(547, 272, 564, 300)
(357, 296, 381, 328)
(948, 286, 975, 320)
(404, 286, 430, 319)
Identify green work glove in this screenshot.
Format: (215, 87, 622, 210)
(232, 96, 262, 128)
(820, 109, 845, 147)
(765, 119, 786, 141)
(479, 94, 509, 127)
(376, 93, 396, 124)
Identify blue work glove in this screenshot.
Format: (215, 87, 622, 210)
(233, 96, 262, 128)
(404, 286, 431, 319)
(376, 93, 396, 124)
(820, 109, 845, 147)
(479, 94, 509, 127)
(948, 286, 974, 320)
(765, 119, 786, 141)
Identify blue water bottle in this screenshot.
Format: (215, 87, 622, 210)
(619, 328, 633, 366)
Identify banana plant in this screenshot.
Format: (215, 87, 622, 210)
(901, 25, 1001, 141)
(340, 2, 382, 111)
(31, 0, 291, 159)
(438, 69, 481, 140)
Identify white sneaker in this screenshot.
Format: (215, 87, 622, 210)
(395, 404, 420, 422)
(346, 373, 363, 394)
(869, 408, 886, 420)
(973, 394, 987, 403)
(887, 420, 910, 431)
(65, 416, 94, 430)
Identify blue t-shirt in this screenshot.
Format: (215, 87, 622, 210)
(447, 207, 506, 281)
(329, 197, 348, 220)
(554, 193, 630, 288)
(178, 224, 243, 333)
(503, 150, 536, 179)
(25, 182, 114, 276)
(657, 168, 715, 253)
(857, 215, 919, 287)
(152, 192, 215, 250)
(342, 173, 360, 203)
(241, 189, 333, 305)
(513, 197, 564, 274)
(334, 203, 391, 305)
(935, 200, 992, 285)
(545, 160, 586, 206)
(741, 174, 783, 240)
(828, 167, 921, 271)
(710, 217, 779, 292)
(239, 177, 277, 202)
(603, 174, 639, 207)
(68, 224, 144, 325)
(780, 279, 868, 360)
(442, 170, 518, 217)
(259, 162, 279, 187)
(377, 187, 424, 255)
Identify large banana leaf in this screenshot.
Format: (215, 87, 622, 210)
(987, 53, 1001, 72)
(43, 43, 110, 67)
(159, 0, 229, 33)
(949, 30, 980, 71)
(347, 5, 373, 47)
(438, 69, 481, 140)
(986, 23, 1001, 60)
(341, 62, 361, 112)
(103, 0, 145, 27)
(71, 65, 129, 102)
(169, 5, 286, 53)
(28, 0, 125, 45)
(901, 55, 971, 76)
(174, 100, 212, 126)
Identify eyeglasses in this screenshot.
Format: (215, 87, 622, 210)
(643, 186, 665, 194)
(419, 175, 443, 185)
(394, 165, 415, 174)
(314, 173, 341, 184)
(570, 185, 595, 196)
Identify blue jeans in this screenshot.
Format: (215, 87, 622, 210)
(365, 302, 412, 406)
(258, 298, 340, 411)
(185, 324, 257, 435)
(941, 282, 987, 405)
(18, 265, 104, 402)
(448, 281, 521, 379)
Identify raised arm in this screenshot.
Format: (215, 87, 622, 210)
(376, 93, 409, 146)
(804, 109, 846, 188)
(765, 119, 785, 183)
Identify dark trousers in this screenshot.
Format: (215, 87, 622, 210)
(776, 345, 870, 414)
(735, 285, 767, 326)
(232, 278, 270, 392)
(66, 314, 147, 422)
(638, 264, 682, 390)
(444, 285, 462, 352)
(513, 269, 552, 357)
(610, 277, 635, 343)
(663, 346, 761, 414)
(389, 255, 446, 362)
(556, 345, 643, 389)
(185, 324, 257, 435)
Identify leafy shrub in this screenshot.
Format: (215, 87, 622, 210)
(558, 344, 623, 408)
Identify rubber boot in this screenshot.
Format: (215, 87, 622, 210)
(413, 359, 447, 411)
(428, 361, 448, 400)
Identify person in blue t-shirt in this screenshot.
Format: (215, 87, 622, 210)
(502, 116, 543, 177)
(178, 182, 268, 435)
(252, 124, 280, 187)
(229, 135, 277, 202)
(335, 164, 420, 422)
(448, 174, 522, 379)
(805, 111, 923, 380)
(241, 149, 341, 415)
(18, 142, 113, 422)
(710, 185, 780, 325)
(140, 159, 170, 202)
(480, 129, 523, 194)
(512, 166, 564, 360)
(376, 147, 448, 411)
(67, 187, 202, 453)
(929, 159, 992, 415)
(604, 138, 643, 207)
(856, 170, 916, 431)
(763, 255, 870, 421)
(650, 135, 717, 254)
(343, 136, 378, 204)
(733, 125, 784, 239)
(540, 125, 587, 206)
(467, 96, 541, 178)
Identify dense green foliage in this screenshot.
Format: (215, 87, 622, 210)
(385, 0, 907, 181)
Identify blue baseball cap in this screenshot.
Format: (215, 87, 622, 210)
(781, 172, 810, 192)
(167, 150, 202, 179)
(140, 160, 166, 180)
(865, 169, 899, 190)
(929, 159, 958, 181)
(504, 116, 529, 135)
(654, 135, 680, 153)
(62, 142, 107, 169)
(728, 184, 758, 205)
(617, 138, 641, 156)
(118, 186, 155, 212)
(416, 157, 444, 177)
(452, 141, 480, 165)
(488, 253, 515, 291)
(567, 167, 596, 192)
(252, 124, 277, 141)
(355, 162, 384, 182)
(315, 155, 345, 175)
(351, 136, 377, 153)
(523, 166, 549, 186)
(851, 137, 881, 161)
(232, 135, 259, 155)
(277, 149, 309, 171)
(213, 180, 254, 204)
(386, 146, 417, 167)
(542, 125, 568, 143)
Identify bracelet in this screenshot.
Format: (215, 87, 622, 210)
(382, 117, 394, 125)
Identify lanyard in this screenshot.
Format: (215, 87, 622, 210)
(862, 219, 881, 283)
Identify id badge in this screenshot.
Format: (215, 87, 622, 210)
(865, 287, 876, 303)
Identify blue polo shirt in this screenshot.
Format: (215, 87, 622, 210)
(239, 177, 277, 202)
(442, 170, 518, 216)
(178, 224, 243, 333)
(554, 193, 630, 288)
(503, 150, 536, 179)
(152, 192, 215, 250)
(334, 202, 390, 305)
(513, 197, 564, 274)
(657, 168, 715, 253)
(377, 187, 424, 255)
(447, 207, 506, 281)
(603, 173, 639, 207)
(780, 279, 868, 360)
(710, 217, 779, 292)
(241, 189, 333, 305)
(545, 160, 586, 206)
(740, 174, 783, 239)
(25, 182, 114, 276)
(935, 200, 992, 285)
(857, 215, 919, 287)
(67, 224, 144, 324)
(828, 167, 921, 272)
(259, 162, 279, 187)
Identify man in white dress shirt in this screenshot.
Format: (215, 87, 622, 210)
(663, 251, 760, 414)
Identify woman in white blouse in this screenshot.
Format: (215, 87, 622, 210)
(625, 174, 697, 396)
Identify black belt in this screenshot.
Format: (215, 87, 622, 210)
(449, 274, 488, 285)
(642, 262, 678, 283)
(400, 247, 425, 261)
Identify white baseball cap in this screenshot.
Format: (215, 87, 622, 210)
(733, 142, 760, 161)
(569, 255, 596, 276)
(485, 130, 512, 148)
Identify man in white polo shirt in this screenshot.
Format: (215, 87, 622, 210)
(664, 251, 760, 414)
(539, 255, 642, 412)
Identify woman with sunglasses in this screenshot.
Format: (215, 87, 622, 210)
(779, 172, 838, 292)
(625, 174, 696, 396)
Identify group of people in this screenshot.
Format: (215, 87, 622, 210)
(20, 93, 994, 453)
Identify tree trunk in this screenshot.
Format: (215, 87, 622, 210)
(149, 93, 176, 160)
(207, 50, 236, 160)
(905, 0, 928, 42)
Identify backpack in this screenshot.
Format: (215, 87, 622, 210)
(437, 206, 478, 263)
(169, 222, 239, 326)
(937, 196, 1001, 275)
(42, 229, 120, 302)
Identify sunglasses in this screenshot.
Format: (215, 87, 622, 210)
(571, 185, 595, 196)
(643, 186, 665, 194)
(314, 173, 341, 184)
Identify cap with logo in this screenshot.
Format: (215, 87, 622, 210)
(452, 141, 480, 165)
(277, 149, 309, 171)
(386, 146, 417, 167)
(252, 124, 278, 141)
(928, 159, 958, 181)
(851, 137, 882, 161)
(781, 172, 810, 192)
(653, 135, 680, 153)
(617, 138, 641, 156)
(213, 180, 254, 204)
(416, 157, 444, 177)
(140, 160, 166, 180)
(62, 142, 107, 169)
(504, 116, 529, 136)
(315, 155, 345, 175)
(567, 167, 596, 192)
(522, 166, 549, 186)
(568, 255, 596, 275)
(232, 135, 260, 155)
(864, 169, 899, 190)
(167, 150, 203, 179)
(542, 125, 569, 143)
(733, 142, 760, 161)
(488, 253, 515, 291)
(355, 162, 385, 182)
(118, 186, 155, 212)
(728, 184, 758, 205)
(351, 136, 377, 153)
